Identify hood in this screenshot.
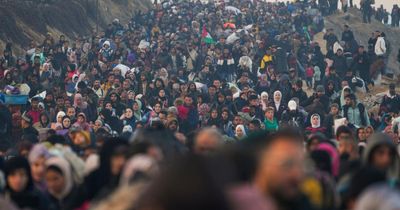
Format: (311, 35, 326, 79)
(362, 133, 400, 180)
(46, 157, 73, 200)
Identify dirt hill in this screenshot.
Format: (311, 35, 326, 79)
(0, 0, 152, 54)
(314, 8, 400, 78)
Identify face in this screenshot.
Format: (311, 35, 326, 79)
(105, 103, 113, 110)
(133, 103, 139, 111)
(159, 89, 165, 97)
(371, 145, 394, 170)
(77, 115, 85, 124)
(45, 170, 65, 195)
(110, 94, 118, 102)
(110, 155, 126, 176)
(31, 100, 39, 109)
(211, 110, 218, 118)
(57, 115, 64, 123)
(236, 127, 244, 137)
(262, 94, 268, 101)
(311, 116, 319, 126)
(222, 111, 229, 120)
(330, 106, 339, 115)
(265, 110, 274, 119)
(31, 156, 46, 183)
(8, 169, 29, 193)
(234, 117, 243, 126)
(274, 92, 281, 102)
(62, 118, 71, 128)
(67, 108, 76, 118)
(358, 129, 366, 141)
(154, 104, 162, 113)
(365, 128, 374, 138)
(345, 97, 352, 106)
(184, 97, 193, 106)
(73, 133, 86, 146)
(255, 140, 305, 201)
(125, 108, 133, 118)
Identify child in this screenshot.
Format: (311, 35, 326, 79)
(264, 107, 278, 132)
(305, 64, 314, 88)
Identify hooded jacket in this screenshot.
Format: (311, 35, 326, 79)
(46, 157, 87, 210)
(362, 133, 400, 184)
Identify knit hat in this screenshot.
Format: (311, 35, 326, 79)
(316, 85, 325, 94)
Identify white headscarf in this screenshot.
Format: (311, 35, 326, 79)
(46, 157, 73, 200)
(261, 91, 269, 111)
(311, 114, 321, 128)
(235, 124, 247, 139)
(56, 111, 66, 123)
(273, 91, 282, 111)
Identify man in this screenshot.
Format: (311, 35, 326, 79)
(380, 84, 400, 114)
(351, 46, 371, 88)
(332, 49, 348, 78)
(341, 25, 354, 45)
(342, 94, 370, 128)
(253, 131, 313, 210)
(323, 29, 338, 54)
(27, 97, 42, 124)
(290, 80, 308, 103)
(177, 95, 199, 134)
(280, 100, 306, 129)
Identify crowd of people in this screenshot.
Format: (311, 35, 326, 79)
(0, 0, 399, 209)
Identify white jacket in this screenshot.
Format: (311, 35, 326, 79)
(375, 37, 386, 56)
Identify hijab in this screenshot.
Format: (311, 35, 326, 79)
(235, 124, 247, 139)
(73, 93, 88, 110)
(261, 91, 269, 111)
(311, 114, 321, 128)
(273, 91, 282, 110)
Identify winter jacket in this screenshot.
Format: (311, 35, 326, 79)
(374, 37, 386, 56)
(342, 103, 370, 128)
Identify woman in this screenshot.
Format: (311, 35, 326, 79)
(156, 89, 169, 108)
(271, 91, 286, 120)
(365, 125, 374, 139)
(132, 100, 144, 122)
(51, 111, 66, 130)
(45, 157, 87, 210)
(73, 93, 94, 122)
(56, 116, 71, 136)
(356, 127, 367, 143)
(33, 112, 51, 130)
(72, 112, 91, 132)
(121, 108, 136, 129)
(85, 138, 129, 201)
(28, 144, 52, 193)
(4, 156, 47, 210)
(207, 109, 221, 128)
(235, 124, 247, 140)
(260, 91, 269, 112)
(306, 114, 327, 134)
(264, 107, 278, 132)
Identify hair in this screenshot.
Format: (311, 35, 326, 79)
(336, 125, 353, 139)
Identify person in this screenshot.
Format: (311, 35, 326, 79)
(45, 156, 87, 210)
(235, 124, 247, 140)
(21, 113, 39, 139)
(3, 156, 47, 210)
(342, 94, 370, 128)
(193, 128, 224, 154)
(253, 130, 313, 210)
(362, 133, 400, 184)
(84, 138, 129, 201)
(380, 84, 400, 114)
(264, 107, 278, 132)
(28, 144, 52, 193)
(305, 114, 326, 134)
(281, 100, 306, 129)
(271, 91, 286, 121)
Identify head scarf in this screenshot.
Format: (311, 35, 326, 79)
(311, 114, 321, 128)
(73, 93, 88, 110)
(235, 124, 247, 138)
(273, 90, 282, 105)
(56, 111, 66, 123)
